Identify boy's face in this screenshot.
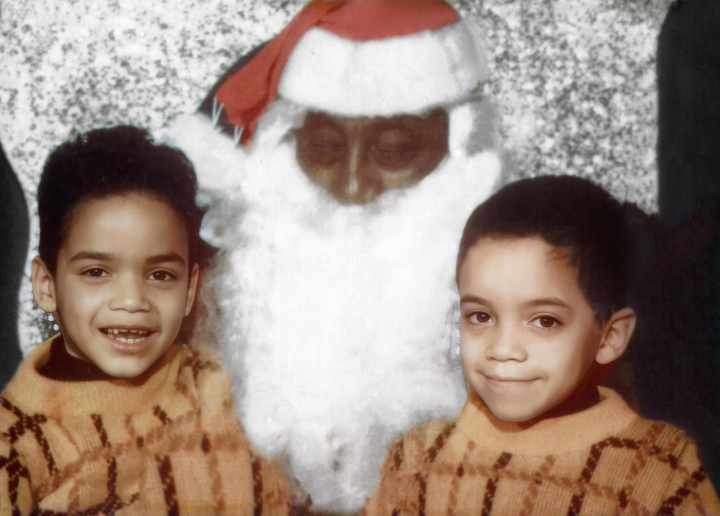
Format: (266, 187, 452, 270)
(33, 193, 198, 378)
(458, 236, 603, 423)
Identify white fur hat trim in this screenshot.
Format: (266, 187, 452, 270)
(277, 21, 487, 117)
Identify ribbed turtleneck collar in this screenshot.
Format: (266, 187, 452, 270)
(2, 336, 185, 418)
(455, 386, 639, 455)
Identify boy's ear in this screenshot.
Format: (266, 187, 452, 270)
(31, 256, 57, 313)
(184, 263, 200, 316)
(595, 307, 637, 365)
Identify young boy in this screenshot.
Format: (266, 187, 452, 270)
(0, 126, 289, 515)
(363, 176, 720, 515)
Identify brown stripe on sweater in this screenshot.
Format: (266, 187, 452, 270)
(91, 414, 110, 448)
(425, 422, 456, 463)
(2, 397, 57, 474)
(414, 472, 428, 516)
(93, 415, 123, 505)
(181, 351, 222, 383)
(481, 452, 512, 516)
(107, 457, 119, 496)
(2, 447, 31, 511)
(252, 455, 264, 516)
(155, 454, 180, 516)
(519, 455, 555, 516)
(446, 440, 477, 516)
(566, 492, 583, 516)
(152, 405, 172, 425)
(691, 466, 708, 484)
(567, 436, 646, 515)
(568, 441, 601, 516)
(414, 423, 457, 516)
(618, 488, 630, 510)
(202, 433, 226, 515)
(389, 438, 405, 472)
(657, 464, 709, 515)
(617, 423, 666, 509)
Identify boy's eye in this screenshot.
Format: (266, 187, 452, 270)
(84, 268, 108, 278)
(531, 316, 560, 329)
(468, 311, 492, 324)
(149, 270, 176, 281)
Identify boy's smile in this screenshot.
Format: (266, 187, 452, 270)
(33, 193, 198, 378)
(458, 236, 604, 423)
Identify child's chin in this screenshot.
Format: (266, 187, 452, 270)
(485, 401, 547, 425)
(94, 357, 153, 379)
(105, 368, 144, 379)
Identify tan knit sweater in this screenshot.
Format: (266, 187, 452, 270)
(363, 387, 720, 516)
(0, 337, 289, 515)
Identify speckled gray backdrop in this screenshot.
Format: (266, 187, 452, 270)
(0, 0, 672, 351)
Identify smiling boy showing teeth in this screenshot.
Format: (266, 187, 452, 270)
(364, 176, 720, 515)
(0, 126, 290, 515)
(104, 328, 150, 346)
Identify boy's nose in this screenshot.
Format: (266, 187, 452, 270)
(110, 277, 151, 312)
(485, 326, 527, 362)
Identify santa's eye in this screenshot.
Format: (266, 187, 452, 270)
(295, 122, 347, 167)
(310, 136, 345, 153)
(467, 311, 492, 324)
(373, 128, 418, 168)
(531, 316, 560, 329)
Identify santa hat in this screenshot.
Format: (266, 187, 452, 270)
(215, 0, 488, 146)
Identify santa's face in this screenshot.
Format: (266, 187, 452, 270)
(293, 109, 448, 203)
(166, 99, 502, 513)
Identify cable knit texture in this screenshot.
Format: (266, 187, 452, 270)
(0, 337, 289, 515)
(363, 387, 720, 516)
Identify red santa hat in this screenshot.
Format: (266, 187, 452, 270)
(215, 0, 488, 146)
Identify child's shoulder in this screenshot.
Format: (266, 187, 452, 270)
(404, 418, 460, 448)
(0, 339, 53, 417)
(620, 410, 701, 458)
(382, 417, 460, 471)
(174, 344, 236, 412)
(175, 344, 226, 377)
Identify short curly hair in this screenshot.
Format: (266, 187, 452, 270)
(37, 125, 206, 273)
(456, 175, 633, 323)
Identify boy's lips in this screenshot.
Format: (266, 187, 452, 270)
(482, 373, 538, 389)
(101, 327, 154, 353)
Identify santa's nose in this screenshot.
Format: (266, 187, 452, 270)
(337, 144, 382, 203)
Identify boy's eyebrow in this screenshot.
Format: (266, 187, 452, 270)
(69, 251, 114, 263)
(459, 295, 571, 310)
(146, 253, 187, 266)
(521, 297, 572, 310)
(460, 294, 492, 306)
(68, 251, 187, 266)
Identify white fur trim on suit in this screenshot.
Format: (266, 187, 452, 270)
(277, 21, 487, 117)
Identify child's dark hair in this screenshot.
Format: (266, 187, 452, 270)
(37, 125, 206, 273)
(456, 175, 632, 323)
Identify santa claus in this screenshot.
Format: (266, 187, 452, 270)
(168, 0, 501, 511)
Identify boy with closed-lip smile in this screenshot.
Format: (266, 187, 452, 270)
(363, 176, 720, 515)
(0, 126, 289, 515)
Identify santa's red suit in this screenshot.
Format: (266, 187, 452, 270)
(168, 1, 502, 511)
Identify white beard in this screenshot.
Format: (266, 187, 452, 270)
(167, 109, 501, 513)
